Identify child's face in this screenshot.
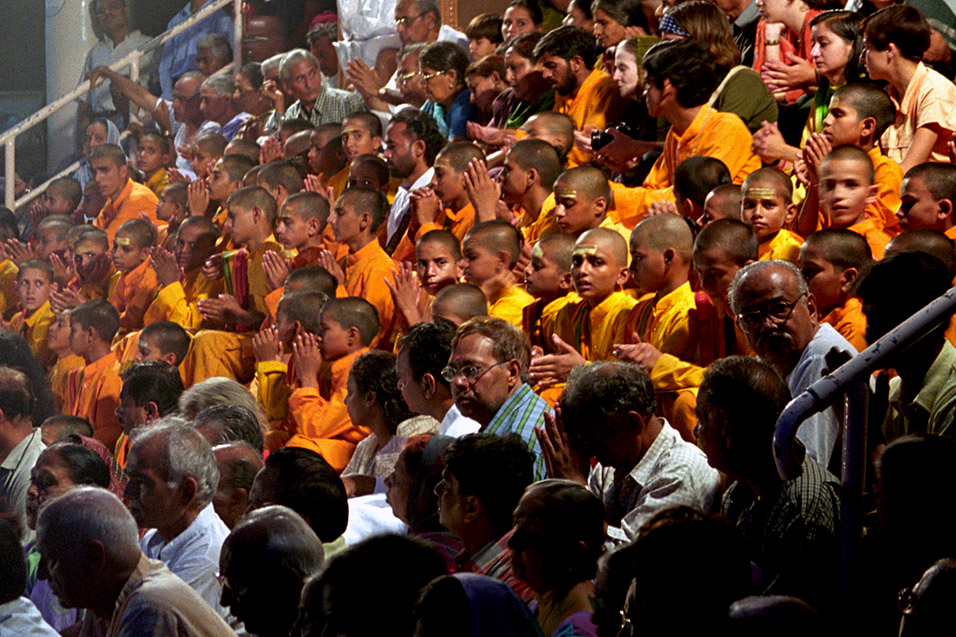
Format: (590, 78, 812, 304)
(135, 334, 165, 363)
(573, 240, 626, 303)
(897, 176, 945, 231)
(799, 242, 847, 316)
(137, 137, 168, 174)
(275, 307, 298, 347)
(45, 189, 75, 216)
(69, 317, 90, 358)
(156, 193, 183, 223)
(225, 205, 258, 246)
(554, 181, 601, 235)
(469, 37, 497, 60)
(175, 222, 218, 272)
(17, 268, 53, 312)
(459, 239, 499, 285)
(822, 96, 866, 147)
(35, 228, 67, 261)
(191, 147, 218, 179)
(341, 122, 381, 162)
(206, 159, 237, 203)
(317, 312, 352, 360)
(275, 207, 314, 250)
(524, 243, 565, 297)
(628, 237, 668, 294)
(819, 158, 876, 228)
(74, 240, 109, 280)
(111, 231, 148, 273)
(328, 199, 363, 246)
(693, 246, 741, 304)
(347, 162, 387, 192)
(415, 240, 461, 295)
(430, 157, 465, 205)
(741, 180, 794, 242)
(47, 313, 72, 353)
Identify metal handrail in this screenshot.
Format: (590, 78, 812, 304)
(3, 0, 243, 211)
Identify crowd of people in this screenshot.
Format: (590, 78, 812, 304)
(3, 0, 956, 634)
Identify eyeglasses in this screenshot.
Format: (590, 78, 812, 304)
(418, 70, 447, 82)
(441, 360, 508, 383)
(396, 72, 418, 85)
(396, 13, 423, 26)
(735, 292, 806, 333)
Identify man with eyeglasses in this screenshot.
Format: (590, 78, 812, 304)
(728, 259, 856, 467)
(445, 316, 548, 480)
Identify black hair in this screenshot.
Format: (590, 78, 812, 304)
(120, 361, 184, 416)
(263, 447, 348, 542)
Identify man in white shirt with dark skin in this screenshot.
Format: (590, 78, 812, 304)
(0, 367, 44, 527)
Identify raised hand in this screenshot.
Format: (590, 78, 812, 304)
(263, 250, 291, 291)
(386, 262, 424, 327)
(528, 334, 586, 387)
(317, 249, 345, 287)
(4, 239, 35, 265)
(292, 332, 323, 389)
(150, 246, 181, 287)
(535, 406, 588, 483)
(260, 136, 284, 164)
(202, 253, 224, 281)
(252, 325, 284, 362)
(187, 178, 210, 217)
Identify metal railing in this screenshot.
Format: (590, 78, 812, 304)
(773, 285, 956, 627)
(2, 0, 243, 211)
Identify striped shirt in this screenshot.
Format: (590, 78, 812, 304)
(484, 383, 550, 481)
(284, 83, 368, 128)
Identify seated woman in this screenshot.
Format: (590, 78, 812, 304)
(414, 574, 541, 637)
(419, 41, 478, 141)
(385, 433, 461, 569)
(341, 351, 438, 497)
(509, 480, 605, 637)
(562, 0, 594, 32)
(465, 55, 508, 127)
(592, 0, 653, 71)
(233, 61, 278, 141)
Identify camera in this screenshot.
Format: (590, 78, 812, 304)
(591, 122, 639, 152)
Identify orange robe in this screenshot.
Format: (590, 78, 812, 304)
(758, 229, 803, 263)
(612, 105, 762, 228)
(68, 351, 123, 451)
(554, 67, 621, 168)
(286, 347, 372, 472)
(553, 291, 637, 361)
(142, 268, 223, 329)
(341, 240, 398, 348)
(0, 260, 18, 320)
(48, 354, 84, 412)
(517, 196, 560, 245)
(9, 300, 55, 369)
(846, 217, 891, 259)
(489, 284, 534, 328)
(108, 259, 161, 334)
(823, 297, 867, 353)
(94, 179, 160, 243)
(868, 147, 903, 236)
(392, 203, 477, 264)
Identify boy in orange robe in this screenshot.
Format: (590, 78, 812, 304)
(107, 219, 160, 336)
(286, 297, 380, 472)
(46, 310, 84, 412)
(818, 146, 891, 258)
(89, 144, 159, 243)
(896, 163, 956, 239)
(390, 229, 463, 334)
(460, 221, 533, 327)
(742, 167, 803, 263)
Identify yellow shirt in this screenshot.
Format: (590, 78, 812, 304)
(758, 229, 803, 263)
(144, 168, 170, 198)
(10, 300, 55, 368)
(518, 195, 560, 245)
(553, 291, 637, 361)
(624, 282, 699, 362)
(554, 67, 621, 168)
(143, 268, 223, 329)
(523, 292, 578, 352)
(868, 146, 903, 236)
(0, 259, 18, 320)
(489, 284, 534, 328)
(823, 297, 867, 353)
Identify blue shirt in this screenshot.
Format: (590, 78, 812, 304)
(158, 1, 233, 99)
(421, 89, 478, 139)
(484, 383, 550, 480)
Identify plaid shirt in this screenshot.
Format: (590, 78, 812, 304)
(158, 1, 233, 99)
(484, 383, 550, 481)
(721, 455, 840, 608)
(455, 529, 533, 602)
(283, 83, 368, 128)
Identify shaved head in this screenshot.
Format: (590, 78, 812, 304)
(418, 229, 462, 261)
(630, 214, 694, 262)
(432, 283, 488, 325)
(886, 229, 956, 277)
(435, 141, 485, 174)
(464, 220, 523, 268)
(554, 166, 610, 202)
(694, 219, 759, 264)
(534, 233, 577, 271)
(577, 227, 628, 266)
(743, 167, 793, 202)
(803, 229, 873, 272)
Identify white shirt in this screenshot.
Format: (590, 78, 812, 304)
(158, 98, 222, 173)
(0, 430, 44, 528)
(81, 31, 155, 113)
(387, 167, 434, 243)
(439, 404, 481, 438)
(0, 597, 59, 637)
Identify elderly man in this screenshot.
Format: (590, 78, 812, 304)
(124, 423, 232, 621)
(79, 0, 154, 128)
(543, 362, 720, 545)
(0, 367, 44, 526)
(200, 76, 249, 141)
(212, 442, 263, 529)
(195, 33, 231, 77)
(279, 49, 367, 128)
(446, 317, 548, 479)
(158, 0, 232, 99)
(36, 487, 235, 636)
(729, 260, 856, 468)
(695, 356, 839, 611)
(219, 505, 324, 637)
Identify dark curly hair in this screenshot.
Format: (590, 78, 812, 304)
(349, 350, 414, 435)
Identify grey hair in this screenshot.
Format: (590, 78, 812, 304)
(179, 377, 268, 430)
(197, 32, 232, 63)
(307, 22, 338, 44)
(203, 74, 235, 96)
(414, 0, 441, 20)
(133, 424, 219, 509)
(398, 43, 428, 63)
(562, 362, 658, 425)
(261, 53, 285, 77)
(36, 487, 140, 562)
(728, 259, 808, 315)
(224, 505, 325, 578)
(279, 49, 319, 81)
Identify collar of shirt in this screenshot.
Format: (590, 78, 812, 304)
(891, 339, 956, 413)
(627, 420, 678, 488)
(142, 503, 220, 559)
(1, 430, 41, 471)
(485, 383, 547, 433)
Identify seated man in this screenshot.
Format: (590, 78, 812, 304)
(114, 360, 185, 467)
(447, 317, 549, 479)
(696, 355, 840, 611)
(0, 367, 45, 523)
(219, 505, 324, 637)
(279, 49, 367, 128)
(35, 487, 234, 636)
(123, 423, 232, 622)
(89, 143, 160, 243)
(728, 260, 856, 468)
(212, 441, 263, 529)
(438, 433, 535, 601)
(544, 361, 720, 545)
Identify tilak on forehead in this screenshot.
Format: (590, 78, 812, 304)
(434, 157, 455, 170)
(554, 186, 579, 199)
(743, 187, 779, 199)
(573, 244, 598, 257)
(531, 243, 545, 259)
(114, 237, 131, 247)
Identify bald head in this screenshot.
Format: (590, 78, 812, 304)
(694, 219, 759, 264)
(522, 111, 575, 156)
(534, 233, 577, 272)
(554, 166, 610, 203)
(886, 229, 956, 277)
(464, 220, 523, 268)
(578, 227, 628, 266)
(802, 229, 873, 272)
(435, 141, 485, 174)
(630, 214, 694, 262)
(432, 283, 488, 325)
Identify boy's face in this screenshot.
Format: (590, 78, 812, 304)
(206, 159, 237, 203)
(90, 157, 128, 201)
(74, 240, 109, 280)
(499, 151, 530, 204)
(191, 147, 218, 179)
(137, 137, 168, 174)
(431, 157, 465, 205)
(112, 230, 148, 273)
(572, 240, 626, 303)
(329, 198, 364, 246)
(822, 96, 866, 147)
(341, 121, 381, 162)
(819, 158, 876, 228)
(275, 207, 315, 250)
(897, 176, 945, 231)
(156, 193, 182, 223)
(415, 239, 461, 295)
(45, 189, 75, 216)
(48, 313, 72, 353)
(469, 37, 497, 60)
(347, 162, 388, 192)
(554, 181, 602, 235)
(225, 205, 258, 246)
(69, 317, 91, 358)
(35, 228, 67, 261)
(175, 222, 217, 272)
(17, 268, 53, 312)
(135, 334, 164, 363)
(275, 307, 298, 347)
(741, 180, 794, 242)
(628, 236, 668, 294)
(317, 312, 352, 360)
(459, 238, 499, 285)
(524, 243, 565, 297)
(799, 242, 847, 316)
(693, 246, 741, 304)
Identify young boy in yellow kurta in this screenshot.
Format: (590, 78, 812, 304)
(286, 297, 378, 472)
(154, 182, 187, 247)
(47, 310, 84, 411)
(552, 166, 630, 246)
(522, 233, 577, 352)
(799, 229, 872, 352)
(460, 220, 533, 327)
(187, 186, 286, 385)
(137, 132, 174, 198)
(108, 219, 160, 336)
(10, 259, 56, 368)
(741, 167, 802, 263)
(818, 146, 890, 258)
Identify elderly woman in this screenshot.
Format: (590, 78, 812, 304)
(419, 41, 478, 141)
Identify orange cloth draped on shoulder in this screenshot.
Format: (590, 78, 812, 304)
(822, 297, 867, 353)
(846, 217, 891, 259)
(340, 240, 398, 348)
(68, 351, 123, 451)
(554, 67, 621, 169)
(108, 259, 161, 333)
(93, 179, 160, 243)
